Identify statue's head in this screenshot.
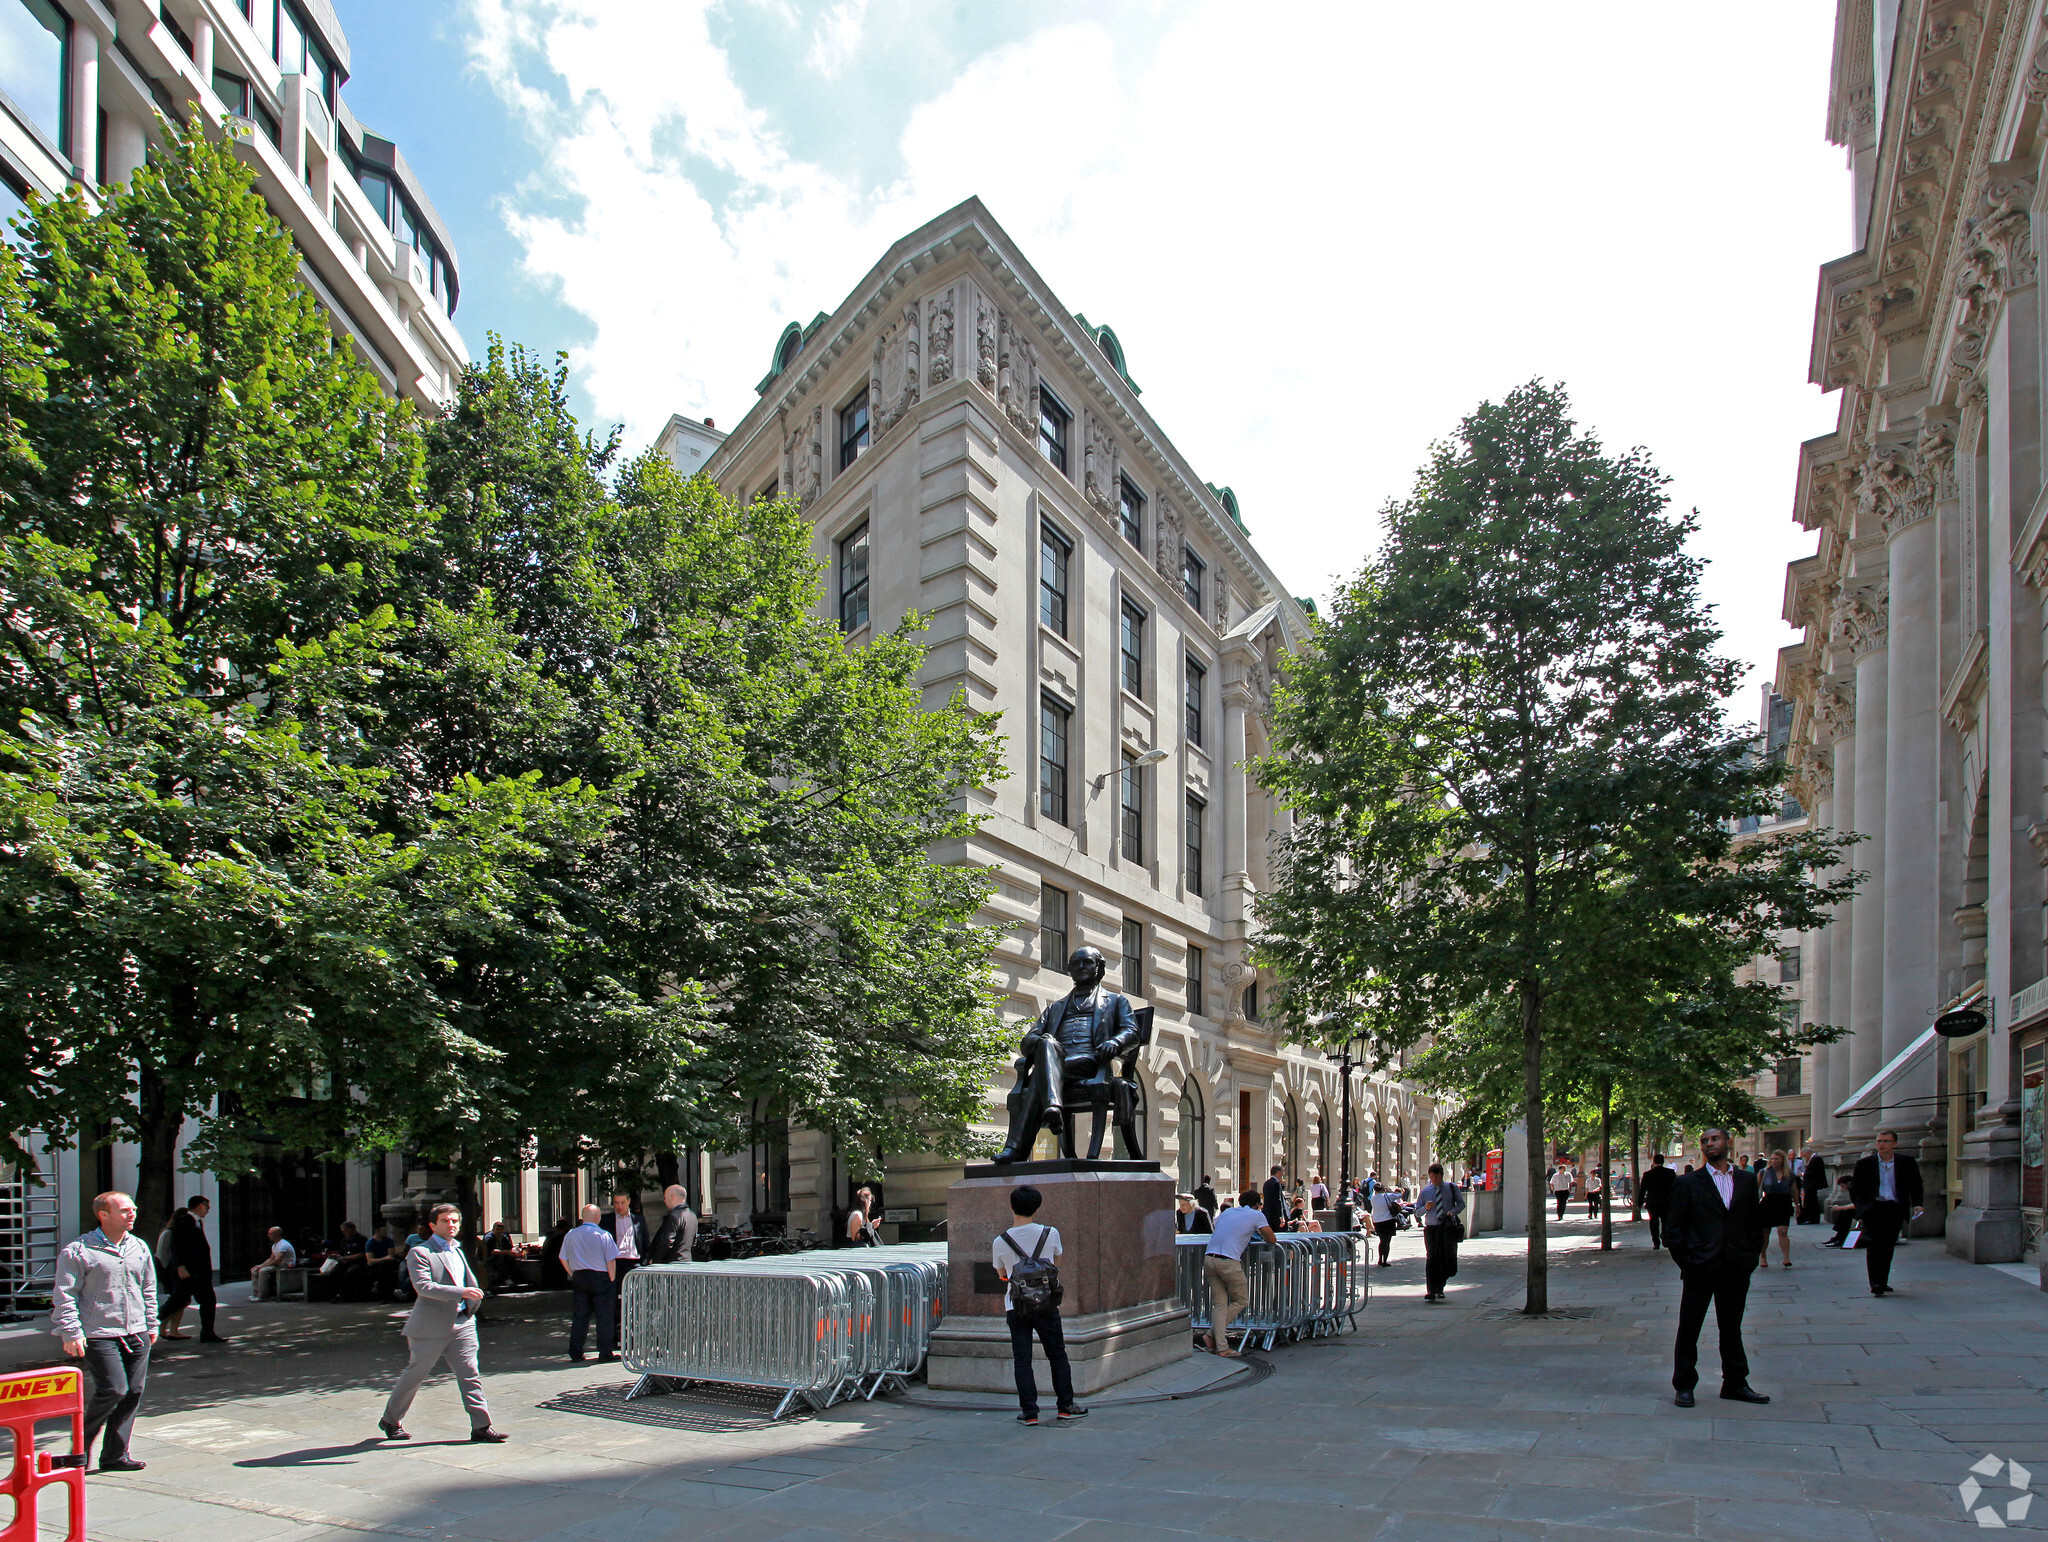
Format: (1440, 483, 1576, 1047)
(1067, 946, 1107, 991)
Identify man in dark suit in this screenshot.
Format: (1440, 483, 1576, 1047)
(158, 1196, 227, 1344)
(1640, 1154, 1676, 1250)
(1797, 1147, 1828, 1226)
(647, 1184, 698, 1265)
(1850, 1129, 1925, 1297)
(1262, 1166, 1287, 1229)
(603, 1192, 650, 1355)
(1193, 1176, 1219, 1218)
(1663, 1128, 1769, 1408)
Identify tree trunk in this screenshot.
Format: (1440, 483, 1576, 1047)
(1522, 977, 1547, 1314)
(655, 1149, 680, 1190)
(1599, 1082, 1613, 1252)
(1629, 1116, 1642, 1223)
(133, 1062, 182, 1241)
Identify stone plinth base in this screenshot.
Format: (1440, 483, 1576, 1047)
(926, 1160, 1187, 1398)
(925, 1300, 1191, 1395)
(1948, 1205, 2025, 1264)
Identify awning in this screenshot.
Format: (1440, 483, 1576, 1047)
(1832, 1025, 1939, 1120)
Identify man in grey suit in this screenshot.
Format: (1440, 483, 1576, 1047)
(378, 1203, 506, 1442)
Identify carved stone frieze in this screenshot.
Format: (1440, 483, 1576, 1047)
(781, 405, 823, 508)
(997, 311, 1036, 437)
(1083, 413, 1117, 518)
(1834, 589, 1889, 659)
(927, 291, 953, 387)
(1810, 678, 1856, 745)
(974, 293, 995, 391)
(1156, 502, 1184, 582)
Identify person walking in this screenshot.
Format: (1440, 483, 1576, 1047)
(1584, 1167, 1603, 1218)
(647, 1184, 698, 1264)
(1261, 1165, 1286, 1229)
(603, 1192, 646, 1355)
(1417, 1163, 1464, 1303)
(1851, 1129, 1925, 1296)
(1175, 1194, 1212, 1235)
(992, 1185, 1086, 1425)
(1193, 1174, 1218, 1218)
(1756, 1150, 1797, 1268)
(157, 1196, 227, 1344)
(561, 1204, 620, 1362)
(1640, 1154, 1676, 1250)
(379, 1203, 505, 1443)
(1549, 1160, 1574, 1220)
(1798, 1147, 1829, 1226)
(1309, 1173, 1329, 1210)
(50, 1192, 157, 1473)
(1369, 1184, 1401, 1266)
(1203, 1189, 1277, 1358)
(1664, 1128, 1769, 1409)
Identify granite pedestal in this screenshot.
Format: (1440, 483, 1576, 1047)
(924, 1159, 1189, 1396)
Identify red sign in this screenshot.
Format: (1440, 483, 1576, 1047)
(1, 1364, 86, 1542)
(1484, 1150, 1503, 1192)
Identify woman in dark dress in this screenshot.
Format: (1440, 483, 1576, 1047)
(1757, 1149, 1797, 1267)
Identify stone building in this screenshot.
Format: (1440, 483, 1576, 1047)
(2, 0, 469, 1280)
(1776, 0, 2048, 1264)
(662, 199, 1436, 1239)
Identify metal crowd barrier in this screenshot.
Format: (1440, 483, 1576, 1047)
(1175, 1232, 1366, 1351)
(621, 1243, 946, 1418)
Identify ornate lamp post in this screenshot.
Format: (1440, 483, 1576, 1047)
(1326, 1035, 1365, 1232)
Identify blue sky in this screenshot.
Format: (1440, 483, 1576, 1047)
(335, 1, 1845, 709)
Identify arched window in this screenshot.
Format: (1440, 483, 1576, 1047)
(1317, 1107, 1330, 1178)
(1177, 1081, 1205, 1192)
(749, 1098, 789, 1222)
(1283, 1092, 1301, 1182)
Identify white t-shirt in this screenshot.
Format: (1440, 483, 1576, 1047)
(1205, 1205, 1268, 1261)
(1370, 1191, 1399, 1224)
(993, 1222, 1061, 1311)
(270, 1239, 297, 1266)
(1586, 1173, 1602, 1193)
(1310, 1181, 1329, 1202)
(1550, 1167, 1573, 1192)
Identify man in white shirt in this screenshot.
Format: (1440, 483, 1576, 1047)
(1549, 1161, 1575, 1220)
(560, 1204, 620, 1363)
(992, 1185, 1085, 1425)
(604, 1193, 647, 1357)
(249, 1228, 296, 1300)
(1584, 1168, 1604, 1218)
(1203, 1190, 1277, 1358)
(1369, 1186, 1401, 1266)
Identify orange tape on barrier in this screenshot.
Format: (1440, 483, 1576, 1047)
(0, 1364, 86, 1542)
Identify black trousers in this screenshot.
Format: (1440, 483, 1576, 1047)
(1423, 1225, 1457, 1297)
(1672, 1264, 1753, 1393)
(608, 1258, 639, 1351)
(159, 1269, 217, 1334)
(1005, 1308, 1076, 1417)
(1373, 1219, 1397, 1264)
(1647, 1211, 1664, 1249)
(1862, 1200, 1907, 1290)
(569, 1269, 613, 1356)
(83, 1335, 150, 1462)
(1553, 1190, 1570, 1219)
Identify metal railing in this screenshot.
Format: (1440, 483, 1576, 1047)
(0, 1182, 59, 1321)
(1175, 1232, 1366, 1350)
(621, 1243, 946, 1419)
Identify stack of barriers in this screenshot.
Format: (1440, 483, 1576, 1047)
(621, 1243, 946, 1419)
(1175, 1232, 1367, 1351)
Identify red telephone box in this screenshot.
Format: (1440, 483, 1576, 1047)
(0, 1363, 87, 1542)
(1484, 1149, 1504, 1192)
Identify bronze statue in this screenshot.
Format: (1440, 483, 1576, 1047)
(994, 946, 1150, 1164)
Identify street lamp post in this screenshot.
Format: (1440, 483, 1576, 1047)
(1327, 1036, 1363, 1232)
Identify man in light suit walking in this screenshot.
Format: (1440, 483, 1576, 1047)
(379, 1203, 506, 1443)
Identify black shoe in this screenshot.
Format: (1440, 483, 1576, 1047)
(1872, 1286, 1893, 1296)
(1720, 1385, 1770, 1404)
(568, 1353, 586, 1362)
(1673, 1390, 1695, 1408)
(470, 1427, 507, 1443)
(597, 1352, 618, 1363)
(200, 1334, 229, 1344)
(1057, 1406, 1088, 1421)
(378, 1421, 408, 1441)
(1016, 1413, 1039, 1425)
(98, 1455, 145, 1473)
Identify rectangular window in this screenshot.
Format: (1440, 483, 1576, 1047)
(1120, 599, 1146, 698)
(839, 389, 870, 470)
(1185, 793, 1206, 897)
(1187, 944, 1205, 1018)
(2, 0, 69, 154)
(1118, 477, 1144, 550)
(355, 168, 390, 225)
(754, 479, 779, 504)
(1182, 546, 1206, 612)
(249, 0, 275, 57)
(1243, 980, 1260, 1022)
(1122, 919, 1144, 997)
(303, 32, 333, 107)
(1040, 884, 1068, 966)
(1040, 696, 1070, 825)
(1121, 752, 1143, 863)
(275, 0, 303, 72)
(1038, 385, 1070, 474)
(1779, 946, 1802, 984)
(838, 522, 869, 634)
(1774, 1058, 1802, 1098)
(1040, 522, 1070, 637)
(212, 70, 250, 116)
(1185, 657, 1205, 746)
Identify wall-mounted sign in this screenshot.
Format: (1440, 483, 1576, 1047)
(883, 1207, 917, 1223)
(1935, 1007, 1988, 1038)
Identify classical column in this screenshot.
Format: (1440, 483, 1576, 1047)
(1219, 678, 1251, 948)
(1882, 502, 1940, 1154)
(1807, 760, 1835, 1151)
(67, 26, 97, 183)
(1847, 606, 1889, 1144)
(1824, 726, 1857, 1159)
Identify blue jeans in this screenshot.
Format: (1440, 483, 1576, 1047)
(1005, 1308, 1075, 1417)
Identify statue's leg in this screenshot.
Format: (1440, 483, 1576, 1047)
(1038, 1037, 1067, 1131)
(994, 1056, 1048, 1165)
(1114, 1099, 1144, 1161)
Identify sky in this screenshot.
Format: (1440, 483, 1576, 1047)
(338, 1, 1846, 718)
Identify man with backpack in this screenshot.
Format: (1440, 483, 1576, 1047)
(992, 1185, 1087, 1426)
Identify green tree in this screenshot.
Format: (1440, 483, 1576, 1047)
(1255, 382, 1853, 1311)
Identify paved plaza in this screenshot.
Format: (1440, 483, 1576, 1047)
(17, 1215, 2048, 1541)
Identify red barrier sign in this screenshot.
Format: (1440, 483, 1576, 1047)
(0, 1364, 86, 1542)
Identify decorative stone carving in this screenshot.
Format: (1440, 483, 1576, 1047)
(1859, 438, 1926, 539)
(1811, 678, 1856, 744)
(1834, 589, 1889, 659)
(1215, 577, 1230, 631)
(975, 294, 995, 391)
(1918, 412, 1959, 503)
(1083, 414, 1116, 516)
(997, 311, 1036, 437)
(781, 406, 823, 507)
(927, 291, 953, 387)
(1156, 502, 1184, 582)
(1948, 170, 2037, 390)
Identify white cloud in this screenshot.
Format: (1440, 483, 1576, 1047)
(463, 0, 1844, 705)
(804, 0, 868, 79)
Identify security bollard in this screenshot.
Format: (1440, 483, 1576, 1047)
(0, 1364, 87, 1542)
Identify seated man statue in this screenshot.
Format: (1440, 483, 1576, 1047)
(994, 946, 1143, 1164)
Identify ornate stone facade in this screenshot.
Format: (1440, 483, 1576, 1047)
(672, 199, 1435, 1235)
(1780, 0, 2048, 1265)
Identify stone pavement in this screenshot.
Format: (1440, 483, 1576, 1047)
(17, 1212, 2048, 1540)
